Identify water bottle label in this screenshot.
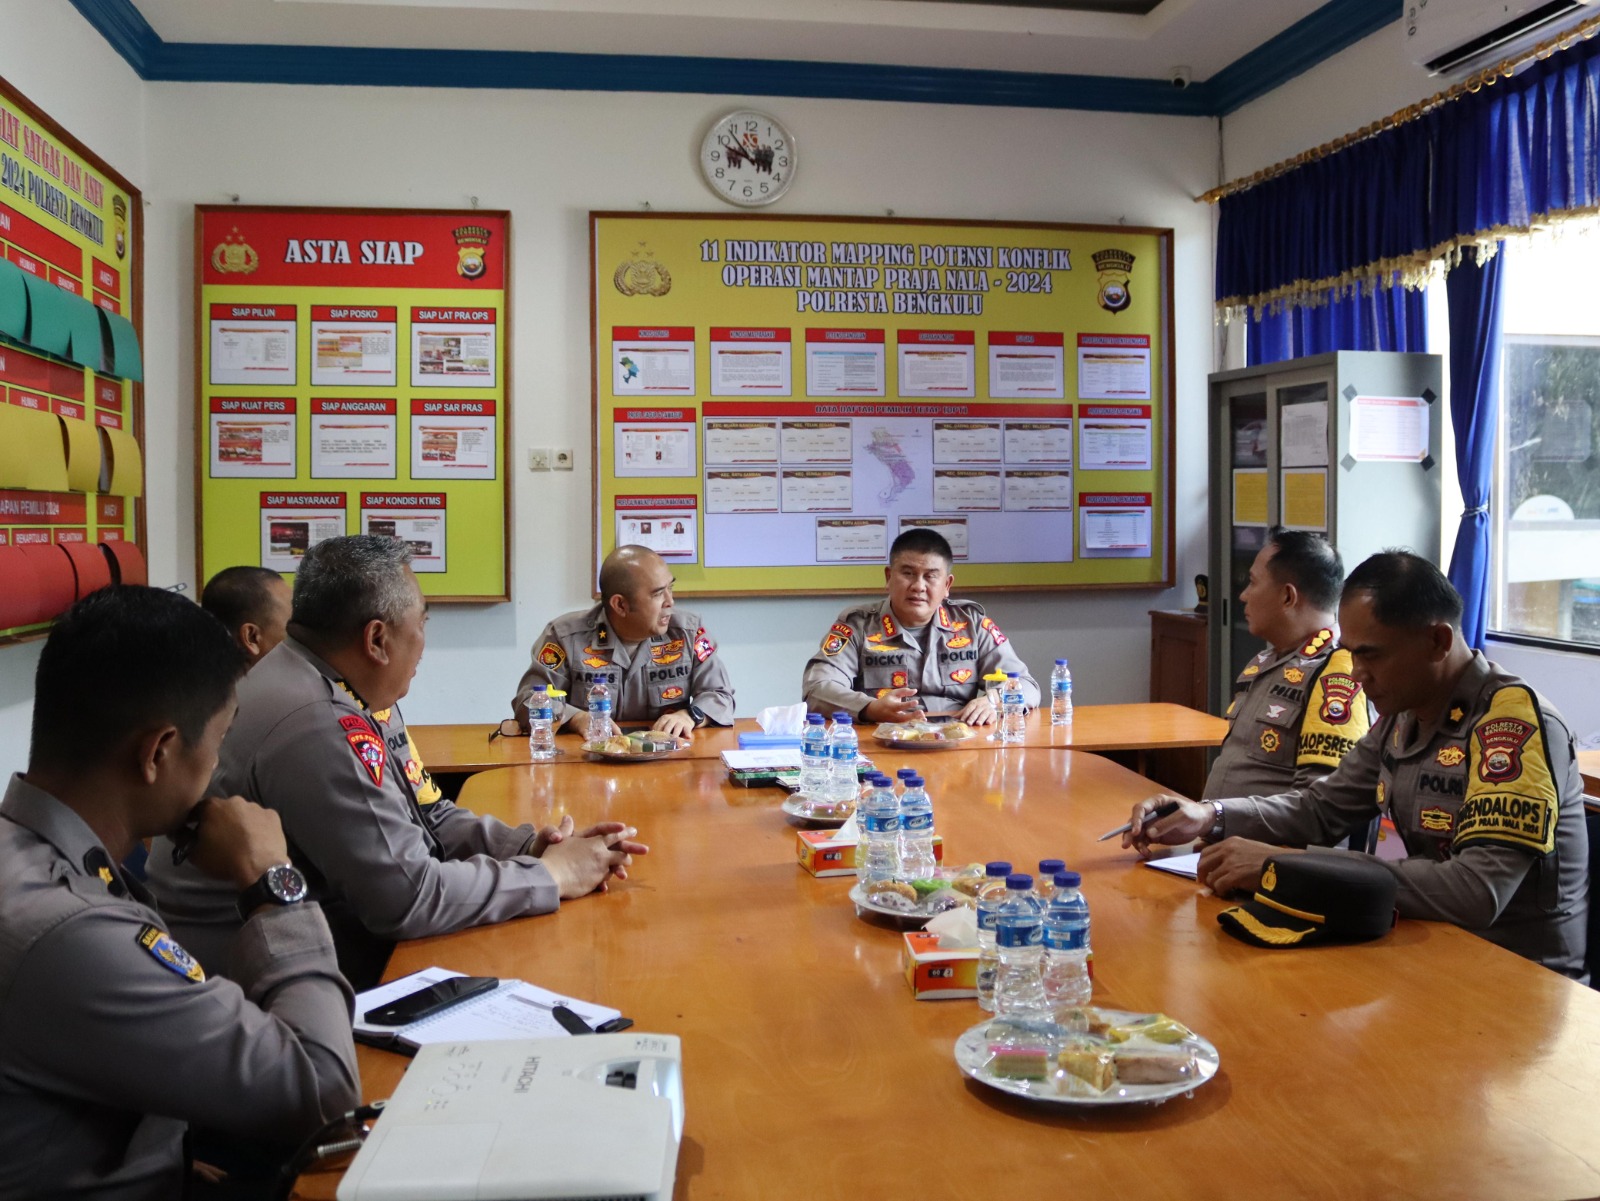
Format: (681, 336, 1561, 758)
(1054, 680, 1072, 695)
(863, 814, 898, 833)
(832, 746, 856, 760)
(996, 922, 1042, 948)
(591, 700, 612, 713)
(900, 811, 933, 833)
(1043, 927, 1089, 951)
(976, 908, 999, 932)
(531, 707, 552, 722)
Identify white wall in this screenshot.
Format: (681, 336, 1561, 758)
(0, 3, 147, 773)
(124, 81, 1220, 730)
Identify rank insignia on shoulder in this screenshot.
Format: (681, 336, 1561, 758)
(137, 925, 205, 983)
(881, 613, 899, 639)
(950, 668, 974, 684)
(937, 606, 953, 629)
(346, 729, 386, 787)
(1282, 667, 1305, 684)
(82, 849, 126, 897)
(538, 642, 566, 668)
(1449, 707, 1465, 724)
(1300, 628, 1334, 657)
(693, 629, 716, 662)
(1242, 664, 1261, 677)
(1436, 745, 1466, 767)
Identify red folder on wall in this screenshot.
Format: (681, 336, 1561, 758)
(0, 546, 42, 630)
(100, 539, 148, 586)
(60, 541, 112, 598)
(18, 543, 76, 624)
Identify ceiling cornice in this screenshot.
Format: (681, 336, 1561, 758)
(69, 0, 1400, 117)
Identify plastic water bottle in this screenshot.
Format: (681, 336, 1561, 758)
(896, 774, 937, 880)
(993, 873, 1047, 1018)
(857, 774, 899, 885)
(1050, 658, 1074, 726)
(526, 685, 556, 761)
(895, 768, 917, 796)
(999, 672, 1027, 744)
(586, 678, 617, 743)
(1035, 859, 1064, 904)
(829, 713, 859, 803)
(974, 861, 1013, 1013)
(1041, 870, 1093, 1012)
(800, 714, 830, 796)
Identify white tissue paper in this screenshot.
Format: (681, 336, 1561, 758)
(924, 906, 979, 948)
(834, 812, 860, 844)
(757, 703, 807, 736)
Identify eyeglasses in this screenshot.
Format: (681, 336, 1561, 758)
(488, 719, 524, 743)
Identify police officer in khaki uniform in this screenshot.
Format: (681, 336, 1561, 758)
(512, 545, 735, 739)
(0, 586, 358, 1199)
(802, 528, 1039, 725)
(1128, 552, 1588, 979)
(149, 536, 647, 989)
(1202, 529, 1371, 800)
(201, 564, 292, 668)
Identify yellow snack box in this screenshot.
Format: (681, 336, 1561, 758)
(795, 830, 943, 877)
(901, 929, 979, 1000)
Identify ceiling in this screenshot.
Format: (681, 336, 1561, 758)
(70, 0, 1402, 115)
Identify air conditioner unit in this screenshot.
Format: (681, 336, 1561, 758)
(1403, 0, 1600, 75)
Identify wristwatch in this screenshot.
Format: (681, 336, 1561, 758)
(1207, 801, 1226, 842)
(237, 862, 309, 919)
(687, 702, 708, 727)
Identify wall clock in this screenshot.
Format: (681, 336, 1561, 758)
(699, 110, 795, 207)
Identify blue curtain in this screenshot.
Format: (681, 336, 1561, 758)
(1444, 247, 1504, 650)
(1247, 283, 1429, 365)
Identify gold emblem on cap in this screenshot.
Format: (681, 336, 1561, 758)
(211, 226, 259, 274)
(613, 242, 672, 297)
(1262, 863, 1278, 892)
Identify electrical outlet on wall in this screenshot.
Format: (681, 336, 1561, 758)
(528, 447, 551, 471)
(553, 448, 574, 470)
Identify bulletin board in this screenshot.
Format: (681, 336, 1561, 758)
(195, 206, 510, 601)
(0, 74, 147, 643)
(591, 212, 1173, 596)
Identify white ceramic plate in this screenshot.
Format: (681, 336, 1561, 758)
(780, 797, 853, 826)
(955, 1011, 1219, 1106)
(582, 739, 683, 762)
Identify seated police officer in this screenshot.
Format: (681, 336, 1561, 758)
(201, 564, 292, 668)
(1195, 528, 1371, 800)
(149, 535, 646, 989)
(1128, 551, 1589, 979)
(802, 528, 1038, 726)
(0, 586, 358, 1199)
(512, 544, 735, 740)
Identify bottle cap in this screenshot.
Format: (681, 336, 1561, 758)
(985, 861, 1013, 877)
(832, 711, 849, 721)
(905, 775, 924, 788)
(1038, 858, 1064, 876)
(1055, 658, 1068, 666)
(1006, 671, 1018, 678)
(531, 684, 547, 693)
(836, 714, 853, 725)
(1007, 873, 1034, 891)
(807, 713, 824, 724)
(897, 768, 917, 779)
(1054, 870, 1082, 888)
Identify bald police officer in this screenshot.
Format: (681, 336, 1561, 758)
(0, 586, 358, 1199)
(512, 544, 735, 740)
(1128, 552, 1588, 979)
(149, 536, 646, 989)
(802, 528, 1038, 725)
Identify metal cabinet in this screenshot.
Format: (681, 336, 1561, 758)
(1207, 352, 1444, 715)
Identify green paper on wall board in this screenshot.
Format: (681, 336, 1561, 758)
(100, 308, 142, 382)
(21, 271, 72, 358)
(0, 259, 26, 340)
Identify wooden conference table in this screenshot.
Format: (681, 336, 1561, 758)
(411, 702, 1229, 774)
(299, 747, 1600, 1201)
(1580, 748, 1600, 797)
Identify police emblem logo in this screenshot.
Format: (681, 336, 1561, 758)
(661, 685, 684, 701)
(405, 758, 424, 787)
(947, 635, 972, 649)
(452, 224, 492, 280)
(1436, 746, 1467, 768)
(137, 924, 205, 983)
(1419, 807, 1454, 834)
(612, 244, 672, 297)
(891, 670, 908, 688)
(652, 638, 686, 665)
(822, 623, 852, 656)
(1261, 863, 1277, 892)
(538, 641, 566, 668)
(582, 655, 609, 668)
(653, 650, 684, 666)
(1319, 673, 1359, 725)
(1091, 248, 1135, 313)
(978, 616, 1008, 645)
(345, 729, 386, 786)
(210, 225, 258, 274)
(1475, 717, 1533, 783)
(693, 629, 716, 663)
(1259, 728, 1281, 753)
(1282, 667, 1305, 684)
(950, 668, 974, 684)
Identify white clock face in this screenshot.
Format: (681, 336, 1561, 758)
(699, 110, 794, 207)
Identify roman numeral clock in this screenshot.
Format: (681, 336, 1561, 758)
(699, 110, 795, 207)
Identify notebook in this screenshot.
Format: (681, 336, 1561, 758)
(353, 967, 621, 1054)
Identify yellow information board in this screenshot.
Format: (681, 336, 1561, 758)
(591, 213, 1172, 595)
(195, 207, 509, 600)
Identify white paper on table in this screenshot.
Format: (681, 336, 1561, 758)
(1141, 851, 1201, 880)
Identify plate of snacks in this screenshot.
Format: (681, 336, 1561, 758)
(781, 796, 855, 826)
(955, 1008, 1219, 1106)
(873, 720, 979, 749)
(582, 731, 684, 761)
(848, 866, 986, 925)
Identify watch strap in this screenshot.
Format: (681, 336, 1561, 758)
(1208, 801, 1226, 841)
(236, 863, 307, 920)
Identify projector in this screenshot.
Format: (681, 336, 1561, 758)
(338, 1033, 683, 1201)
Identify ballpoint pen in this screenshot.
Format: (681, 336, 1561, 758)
(1097, 798, 1181, 842)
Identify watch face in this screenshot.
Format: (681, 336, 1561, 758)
(700, 110, 794, 208)
(266, 863, 309, 905)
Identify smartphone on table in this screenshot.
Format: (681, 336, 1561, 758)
(363, 976, 498, 1026)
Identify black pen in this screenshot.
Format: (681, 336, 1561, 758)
(1097, 799, 1182, 842)
(552, 1004, 595, 1035)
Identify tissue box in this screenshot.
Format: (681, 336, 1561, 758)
(795, 831, 944, 877)
(902, 930, 979, 1000)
